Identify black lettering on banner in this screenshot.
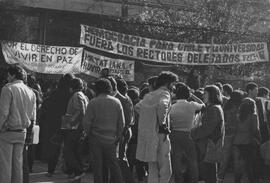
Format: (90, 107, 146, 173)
(229, 55, 234, 63)
(20, 43, 29, 51)
(258, 50, 266, 60)
(187, 53, 193, 63)
(7, 41, 17, 49)
(161, 52, 166, 61)
(61, 48, 67, 54)
(234, 54, 240, 62)
(32, 54, 37, 62)
(82, 60, 101, 73)
(177, 53, 182, 62)
(193, 53, 199, 63)
(69, 48, 75, 55)
(117, 44, 134, 56)
(204, 54, 210, 63)
(40, 54, 53, 62)
(143, 49, 149, 59)
(222, 54, 228, 63)
(136, 48, 143, 58)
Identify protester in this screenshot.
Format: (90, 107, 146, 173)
(169, 82, 204, 183)
(63, 77, 89, 180)
(233, 97, 261, 183)
(0, 65, 36, 183)
(40, 73, 74, 177)
(218, 90, 244, 182)
(191, 85, 225, 183)
(83, 78, 125, 183)
(135, 71, 178, 183)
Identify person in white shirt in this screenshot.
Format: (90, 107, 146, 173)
(169, 82, 204, 183)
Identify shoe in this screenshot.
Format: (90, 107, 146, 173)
(67, 173, 75, 179)
(73, 172, 85, 180)
(45, 172, 53, 177)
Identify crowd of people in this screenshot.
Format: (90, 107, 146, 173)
(0, 65, 269, 183)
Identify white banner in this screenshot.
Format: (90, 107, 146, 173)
(81, 50, 135, 81)
(80, 24, 269, 65)
(1, 41, 83, 74)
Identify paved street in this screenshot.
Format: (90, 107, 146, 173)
(29, 161, 270, 183)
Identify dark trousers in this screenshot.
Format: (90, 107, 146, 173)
(200, 162, 217, 183)
(63, 130, 83, 176)
(89, 135, 123, 183)
(27, 145, 35, 172)
(47, 143, 62, 174)
(170, 131, 198, 183)
(127, 143, 148, 181)
(233, 144, 260, 183)
(23, 146, 29, 183)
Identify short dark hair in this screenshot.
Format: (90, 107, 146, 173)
(214, 82, 223, 91)
(245, 82, 258, 93)
(224, 90, 244, 110)
(7, 65, 27, 81)
(223, 84, 233, 96)
(258, 87, 269, 97)
(155, 71, 178, 89)
(115, 78, 128, 95)
(175, 82, 190, 100)
(94, 78, 112, 95)
(107, 76, 117, 92)
(58, 73, 74, 91)
(70, 78, 84, 91)
(204, 85, 222, 105)
(147, 76, 158, 90)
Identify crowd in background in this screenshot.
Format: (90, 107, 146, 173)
(0, 65, 270, 183)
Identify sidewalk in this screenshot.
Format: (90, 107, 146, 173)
(30, 161, 93, 183)
(30, 161, 270, 183)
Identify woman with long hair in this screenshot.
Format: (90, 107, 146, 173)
(191, 85, 225, 183)
(233, 98, 261, 183)
(218, 90, 244, 181)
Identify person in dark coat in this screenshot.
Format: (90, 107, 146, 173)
(39, 74, 74, 177)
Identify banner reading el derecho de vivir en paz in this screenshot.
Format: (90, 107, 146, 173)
(81, 50, 135, 81)
(1, 41, 83, 74)
(80, 24, 269, 65)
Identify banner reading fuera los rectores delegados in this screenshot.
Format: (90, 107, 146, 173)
(80, 24, 269, 65)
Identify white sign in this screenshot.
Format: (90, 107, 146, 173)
(1, 41, 83, 74)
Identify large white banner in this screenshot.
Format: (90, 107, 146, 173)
(80, 24, 269, 65)
(1, 41, 83, 74)
(81, 50, 135, 81)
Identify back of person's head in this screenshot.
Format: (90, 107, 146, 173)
(140, 87, 150, 99)
(70, 77, 84, 92)
(223, 83, 233, 97)
(140, 82, 149, 92)
(58, 73, 74, 91)
(127, 88, 140, 105)
(245, 82, 258, 93)
(115, 78, 128, 95)
(214, 82, 223, 92)
(239, 97, 256, 122)
(194, 89, 204, 101)
(204, 85, 222, 105)
(100, 68, 110, 78)
(258, 87, 269, 98)
(94, 78, 112, 96)
(7, 65, 27, 81)
(107, 76, 117, 93)
(224, 90, 244, 110)
(27, 74, 37, 89)
(175, 82, 190, 100)
(147, 76, 158, 90)
(155, 71, 178, 89)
